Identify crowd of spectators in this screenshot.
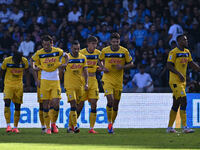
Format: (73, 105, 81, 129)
(0, 0, 200, 93)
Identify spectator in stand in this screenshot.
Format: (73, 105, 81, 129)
(147, 24, 159, 48)
(133, 22, 148, 47)
(132, 64, 154, 92)
(96, 23, 110, 43)
(0, 4, 11, 23)
(9, 5, 24, 23)
(68, 5, 81, 23)
(168, 17, 183, 46)
(18, 33, 35, 57)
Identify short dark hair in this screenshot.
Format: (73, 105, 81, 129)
(42, 35, 53, 42)
(13, 51, 23, 64)
(176, 34, 185, 42)
(110, 32, 120, 40)
(72, 40, 80, 45)
(87, 36, 98, 43)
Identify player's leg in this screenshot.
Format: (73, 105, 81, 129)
(49, 101, 54, 124)
(43, 100, 51, 134)
(167, 96, 180, 133)
(112, 90, 122, 125)
(180, 96, 194, 133)
(77, 101, 84, 119)
(69, 100, 80, 133)
(4, 99, 12, 132)
(12, 103, 21, 133)
(39, 102, 46, 133)
(89, 99, 98, 133)
(50, 98, 60, 133)
(106, 94, 114, 133)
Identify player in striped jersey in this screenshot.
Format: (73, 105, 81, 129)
(99, 33, 134, 133)
(77, 36, 101, 133)
(1, 51, 29, 133)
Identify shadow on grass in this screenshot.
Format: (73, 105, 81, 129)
(0, 128, 200, 149)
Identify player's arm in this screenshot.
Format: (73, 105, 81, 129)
(188, 61, 200, 72)
(166, 62, 185, 82)
(83, 66, 89, 91)
(116, 61, 134, 70)
(97, 59, 109, 72)
(60, 52, 69, 68)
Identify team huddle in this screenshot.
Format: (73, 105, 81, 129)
(1, 33, 199, 134)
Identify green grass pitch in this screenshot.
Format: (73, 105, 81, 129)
(0, 128, 200, 150)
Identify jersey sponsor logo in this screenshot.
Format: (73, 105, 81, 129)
(109, 59, 122, 64)
(105, 53, 125, 58)
(87, 60, 96, 66)
(70, 64, 83, 69)
(11, 69, 23, 74)
(7, 63, 25, 68)
(43, 57, 56, 63)
(176, 53, 189, 57)
(39, 52, 59, 58)
(180, 58, 188, 63)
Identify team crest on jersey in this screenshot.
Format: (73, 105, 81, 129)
(169, 55, 172, 60)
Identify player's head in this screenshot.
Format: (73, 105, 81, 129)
(110, 32, 120, 49)
(71, 40, 80, 55)
(87, 36, 98, 51)
(42, 35, 53, 51)
(138, 64, 145, 74)
(12, 51, 22, 65)
(177, 34, 188, 48)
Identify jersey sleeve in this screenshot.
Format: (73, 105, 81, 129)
(125, 50, 133, 63)
(188, 51, 193, 62)
(99, 49, 105, 60)
(83, 55, 88, 68)
(32, 51, 39, 62)
(23, 57, 29, 69)
(1, 58, 7, 70)
(167, 50, 176, 63)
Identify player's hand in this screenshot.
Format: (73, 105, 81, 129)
(178, 73, 185, 82)
(37, 79, 40, 88)
(33, 66, 40, 71)
(102, 67, 109, 73)
(84, 84, 88, 91)
(116, 64, 124, 70)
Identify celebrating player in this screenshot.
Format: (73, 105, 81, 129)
(76, 36, 101, 134)
(31, 35, 68, 134)
(166, 34, 200, 133)
(1, 51, 29, 133)
(99, 33, 134, 133)
(62, 40, 88, 133)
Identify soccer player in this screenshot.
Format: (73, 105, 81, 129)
(76, 36, 101, 134)
(31, 35, 68, 134)
(1, 51, 29, 133)
(62, 40, 88, 133)
(99, 33, 134, 133)
(166, 34, 200, 133)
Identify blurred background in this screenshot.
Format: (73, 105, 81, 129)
(0, 0, 200, 93)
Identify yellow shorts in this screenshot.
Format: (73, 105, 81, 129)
(40, 79, 61, 100)
(169, 83, 186, 99)
(37, 87, 42, 103)
(82, 77, 99, 101)
(103, 82, 122, 100)
(66, 87, 84, 104)
(3, 84, 23, 104)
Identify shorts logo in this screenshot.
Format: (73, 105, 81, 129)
(69, 95, 72, 98)
(169, 55, 172, 60)
(181, 91, 184, 95)
(105, 90, 108, 93)
(40, 94, 43, 98)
